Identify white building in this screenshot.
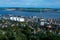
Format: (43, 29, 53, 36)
(40, 18, 45, 26)
(40, 22, 45, 26)
(19, 18, 25, 22)
(13, 17, 17, 21)
(16, 17, 20, 21)
(10, 17, 25, 22)
(10, 17, 14, 20)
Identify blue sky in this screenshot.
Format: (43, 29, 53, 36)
(0, 0, 60, 8)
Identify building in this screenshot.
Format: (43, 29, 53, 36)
(10, 16, 25, 22)
(17, 17, 25, 22)
(40, 18, 45, 26)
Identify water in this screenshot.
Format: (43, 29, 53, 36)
(0, 10, 60, 18)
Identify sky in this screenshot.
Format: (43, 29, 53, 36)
(0, 0, 60, 8)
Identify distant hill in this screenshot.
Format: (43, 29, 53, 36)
(0, 7, 60, 12)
